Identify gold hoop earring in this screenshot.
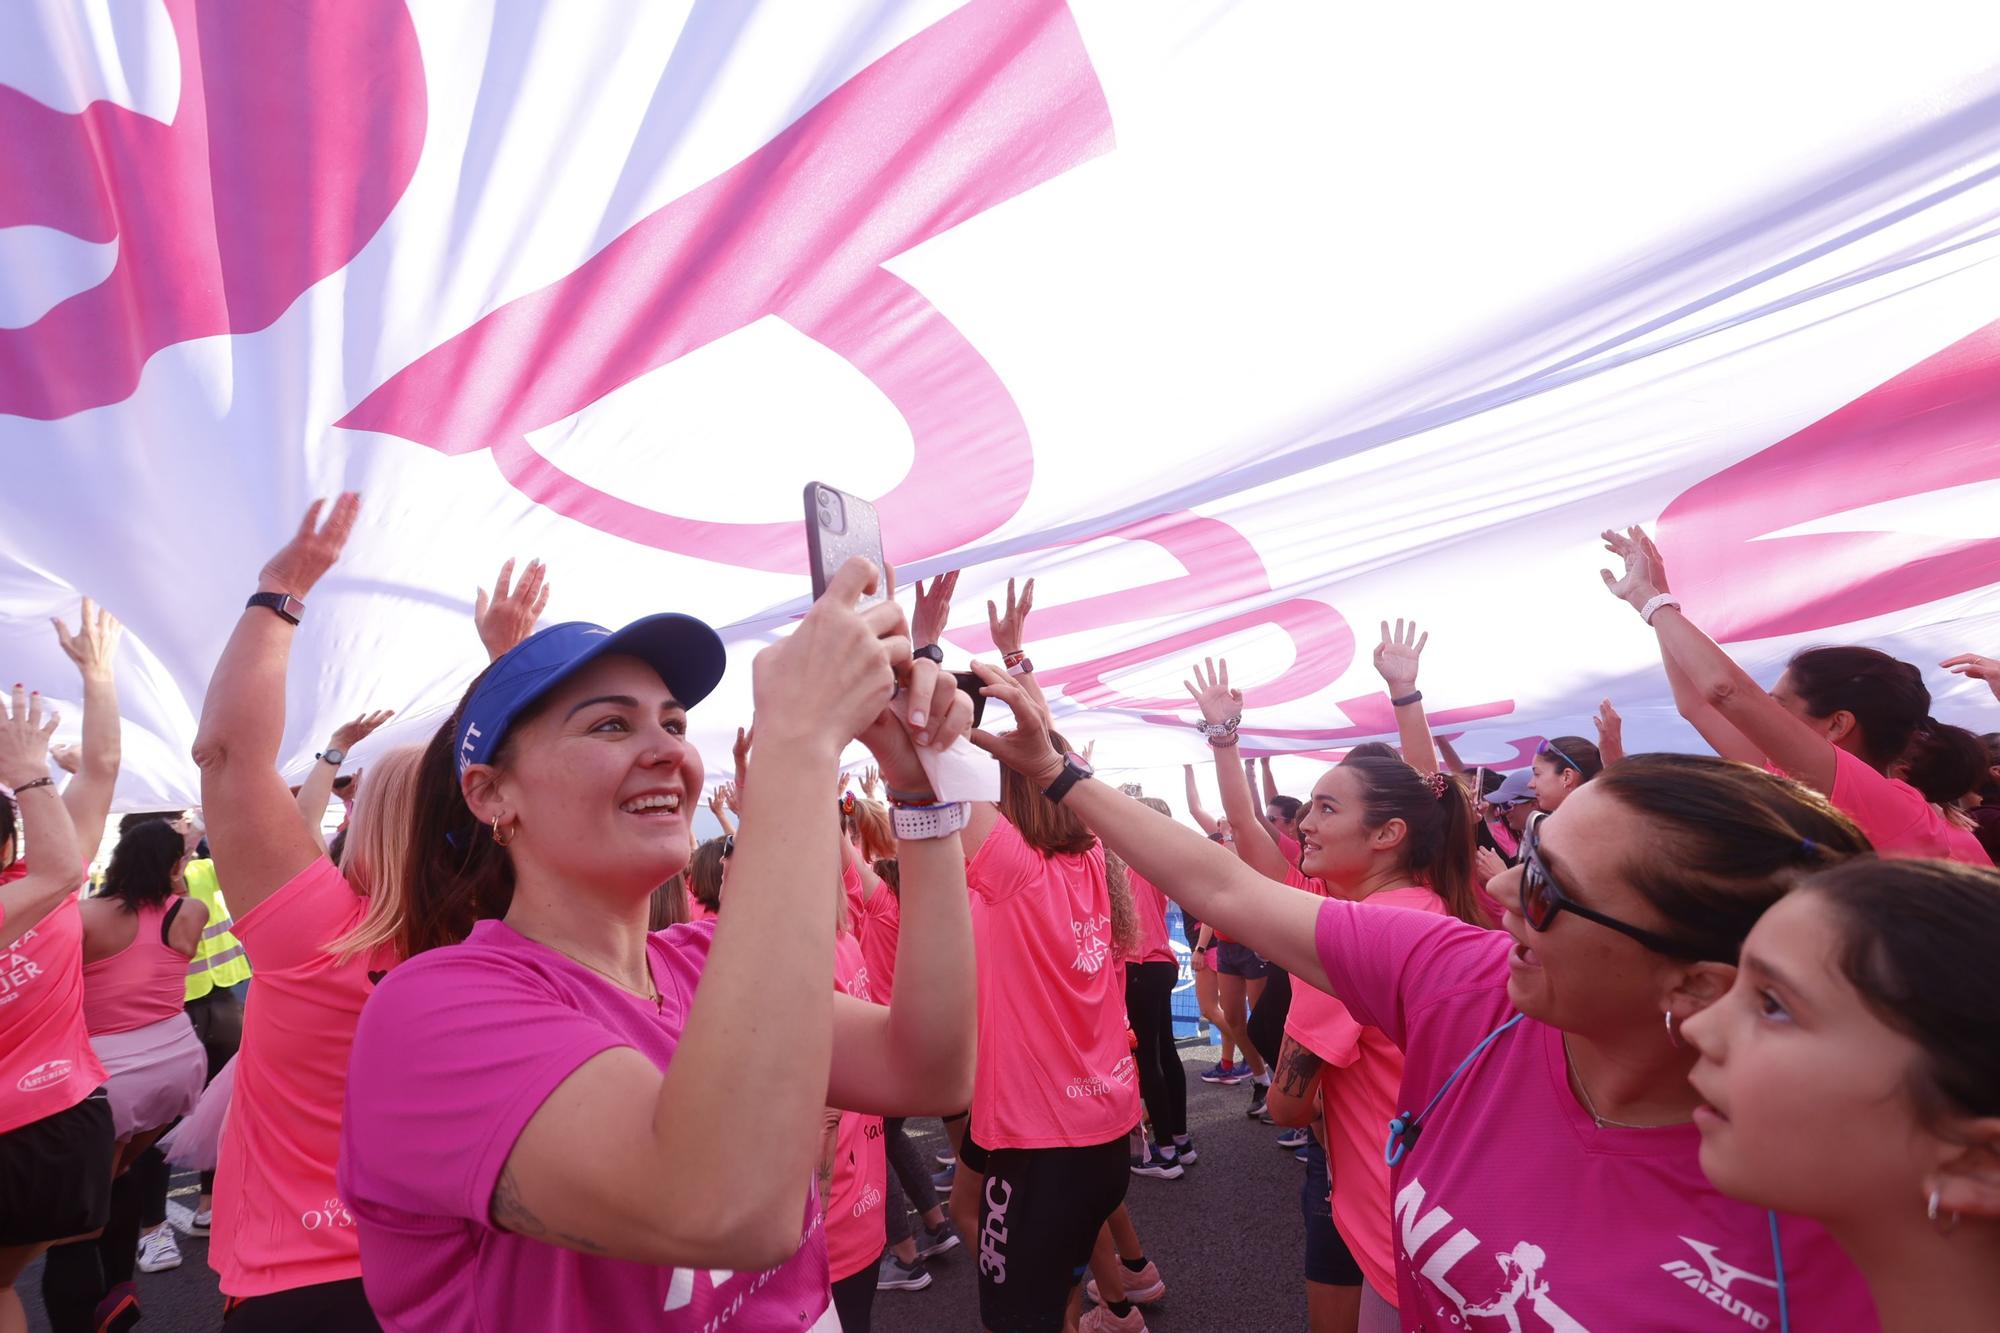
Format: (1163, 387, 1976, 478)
(491, 815, 516, 848)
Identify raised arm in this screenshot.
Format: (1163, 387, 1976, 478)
(474, 557, 550, 662)
(1182, 764, 1218, 836)
(1941, 653, 2000, 703)
(1374, 617, 1440, 775)
(294, 710, 394, 851)
(1593, 699, 1627, 768)
(974, 663, 1330, 990)
(192, 495, 361, 918)
(1602, 527, 1830, 787)
(706, 783, 737, 838)
(0, 688, 82, 948)
(1435, 735, 1470, 775)
(985, 577, 1051, 720)
(1184, 658, 1292, 884)
(1260, 754, 1281, 807)
(51, 598, 122, 858)
(1603, 528, 1763, 765)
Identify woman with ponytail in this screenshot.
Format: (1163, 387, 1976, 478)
(973, 645, 1883, 1331)
(1602, 526, 1990, 865)
(1190, 645, 1490, 1330)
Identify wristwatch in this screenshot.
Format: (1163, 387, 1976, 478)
(1042, 750, 1094, 805)
(247, 591, 305, 625)
(316, 748, 346, 768)
(890, 800, 970, 841)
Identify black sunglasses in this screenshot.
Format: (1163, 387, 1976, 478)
(1517, 818, 1709, 959)
(721, 834, 735, 860)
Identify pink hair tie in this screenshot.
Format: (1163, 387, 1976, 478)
(1424, 771, 1452, 800)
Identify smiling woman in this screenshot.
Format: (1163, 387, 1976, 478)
(337, 552, 979, 1332)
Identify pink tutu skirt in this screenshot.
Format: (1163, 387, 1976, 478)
(160, 1053, 235, 1171)
(88, 1013, 206, 1141)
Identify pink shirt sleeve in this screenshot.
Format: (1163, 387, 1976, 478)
(1311, 897, 1507, 1048)
(966, 820, 1035, 906)
(232, 856, 365, 974)
(341, 946, 643, 1223)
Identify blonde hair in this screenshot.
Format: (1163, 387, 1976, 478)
(330, 744, 426, 963)
(843, 797, 895, 863)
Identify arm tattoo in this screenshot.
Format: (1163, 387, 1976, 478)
(491, 1164, 610, 1255)
(1274, 1037, 1325, 1101)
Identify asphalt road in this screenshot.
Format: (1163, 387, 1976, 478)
(25, 1044, 1306, 1332)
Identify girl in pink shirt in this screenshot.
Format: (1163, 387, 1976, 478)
(339, 537, 979, 1333)
(1603, 526, 1991, 865)
(973, 661, 1886, 1333)
(1686, 858, 2000, 1331)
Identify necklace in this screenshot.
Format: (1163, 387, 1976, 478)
(515, 925, 663, 1012)
(1561, 1034, 1665, 1129)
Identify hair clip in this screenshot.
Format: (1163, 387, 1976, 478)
(1424, 770, 1453, 800)
(839, 791, 858, 816)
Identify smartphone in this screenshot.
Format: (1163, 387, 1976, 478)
(804, 482, 887, 606)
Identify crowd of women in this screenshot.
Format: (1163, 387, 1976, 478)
(1, 499, 1995, 1333)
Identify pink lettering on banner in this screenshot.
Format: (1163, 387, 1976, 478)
(340, 0, 1114, 572)
(1660, 317, 2000, 642)
(0, 0, 426, 420)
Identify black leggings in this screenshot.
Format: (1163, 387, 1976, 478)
(223, 1278, 381, 1331)
(1124, 960, 1186, 1141)
(880, 1117, 937, 1246)
(41, 1166, 147, 1333)
(831, 1263, 878, 1332)
(1246, 966, 1291, 1069)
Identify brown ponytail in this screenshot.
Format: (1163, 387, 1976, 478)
(1341, 756, 1487, 927)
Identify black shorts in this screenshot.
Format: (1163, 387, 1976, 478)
(1215, 940, 1270, 979)
(0, 1088, 114, 1246)
(1301, 1135, 1362, 1287)
(965, 1130, 1129, 1333)
(223, 1277, 381, 1331)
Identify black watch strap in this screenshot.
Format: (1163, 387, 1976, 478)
(247, 591, 304, 625)
(1043, 752, 1093, 805)
(913, 643, 945, 665)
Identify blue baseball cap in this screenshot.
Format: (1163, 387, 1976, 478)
(1483, 770, 1534, 807)
(456, 615, 726, 775)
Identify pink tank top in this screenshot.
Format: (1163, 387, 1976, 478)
(82, 899, 192, 1035)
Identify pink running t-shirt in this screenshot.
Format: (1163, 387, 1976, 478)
(0, 863, 105, 1134)
(966, 820, 1140, 1150)
(339, 917, 833, 1332)
(1313, 900, 1879, 1331)
(1286, 885, 1443, 1305)
(1124, 869, 1175, 966)
(213, 856, 390, 1296)
(826, 934, 887, 1283)
(1826, 748, 1990, 864)
(844, 864, 901, 1003)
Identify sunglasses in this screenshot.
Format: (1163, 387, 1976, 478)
(1517, 817, 1709, 959)
(1538, 739, 1584, 775)
(721, 834, 735, 860)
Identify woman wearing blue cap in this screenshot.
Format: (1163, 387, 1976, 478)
(329, 503, 978, 1330)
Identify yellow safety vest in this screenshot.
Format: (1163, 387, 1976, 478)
(183, 858, 253, 1000)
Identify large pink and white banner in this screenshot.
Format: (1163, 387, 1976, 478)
(4, 0, 2000, 808)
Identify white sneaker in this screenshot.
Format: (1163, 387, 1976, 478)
(136, 1224, 183, 1273)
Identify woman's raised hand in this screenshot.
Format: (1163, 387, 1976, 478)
(967, 661, 1065, 786)
(1372, 618, 1428, 695)
(331, 709, 396, 752)
(260, 494, 361, 598)
(986, 577, 1035, 656)
(52, 598, 122, 684)
(1183, 657, 1243, 729)
(912, 571, 959, 651)
(475, 558, 551, 661)
(1941, 653, 2000, 703)
(1593, 699, 1625, 765)
(0, 686, 59, 790)
(751, 557, 907, 757)
(1599, 525, 1665, 611)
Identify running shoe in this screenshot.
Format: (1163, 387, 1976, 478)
(1086, 1259, 1167, 1306)
(1079, 1304, 1148, 1332)
(1274, 1126, 1310, 1150)
(1198, 1062, 1246, 1085)
(1129, 1150, 1184, 1181)
(1171, 1137, 1199, 1166)
(1246, 1080, 1269, 1119)
(934, 1150, 956, 1168)
(93, 1281, 141, 1333)
(930, 1164, 956, 1193)
(876, 1254, 934, 1292)
(136, 1224, 182, 1273)
(915, 1222, 961, 1260)
(190, 1205, 213, 1236)
(1294, 1145, 1310, 1162)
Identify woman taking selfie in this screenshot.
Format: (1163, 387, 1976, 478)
(1686, 858, 2000, 1332)
(969, 653, 1881, 1331)
(339, 552, 977, 1331)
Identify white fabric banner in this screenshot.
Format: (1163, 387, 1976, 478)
(4, 0, 2000, 809)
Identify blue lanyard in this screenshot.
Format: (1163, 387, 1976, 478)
(1383, 1012, 1525, 1167)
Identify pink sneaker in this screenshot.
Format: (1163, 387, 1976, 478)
(1085, 1260, 1165, 1305)
(1078, 1301, 1148, 1332)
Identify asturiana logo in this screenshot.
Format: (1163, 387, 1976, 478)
(17, 1059, 73, 1093)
